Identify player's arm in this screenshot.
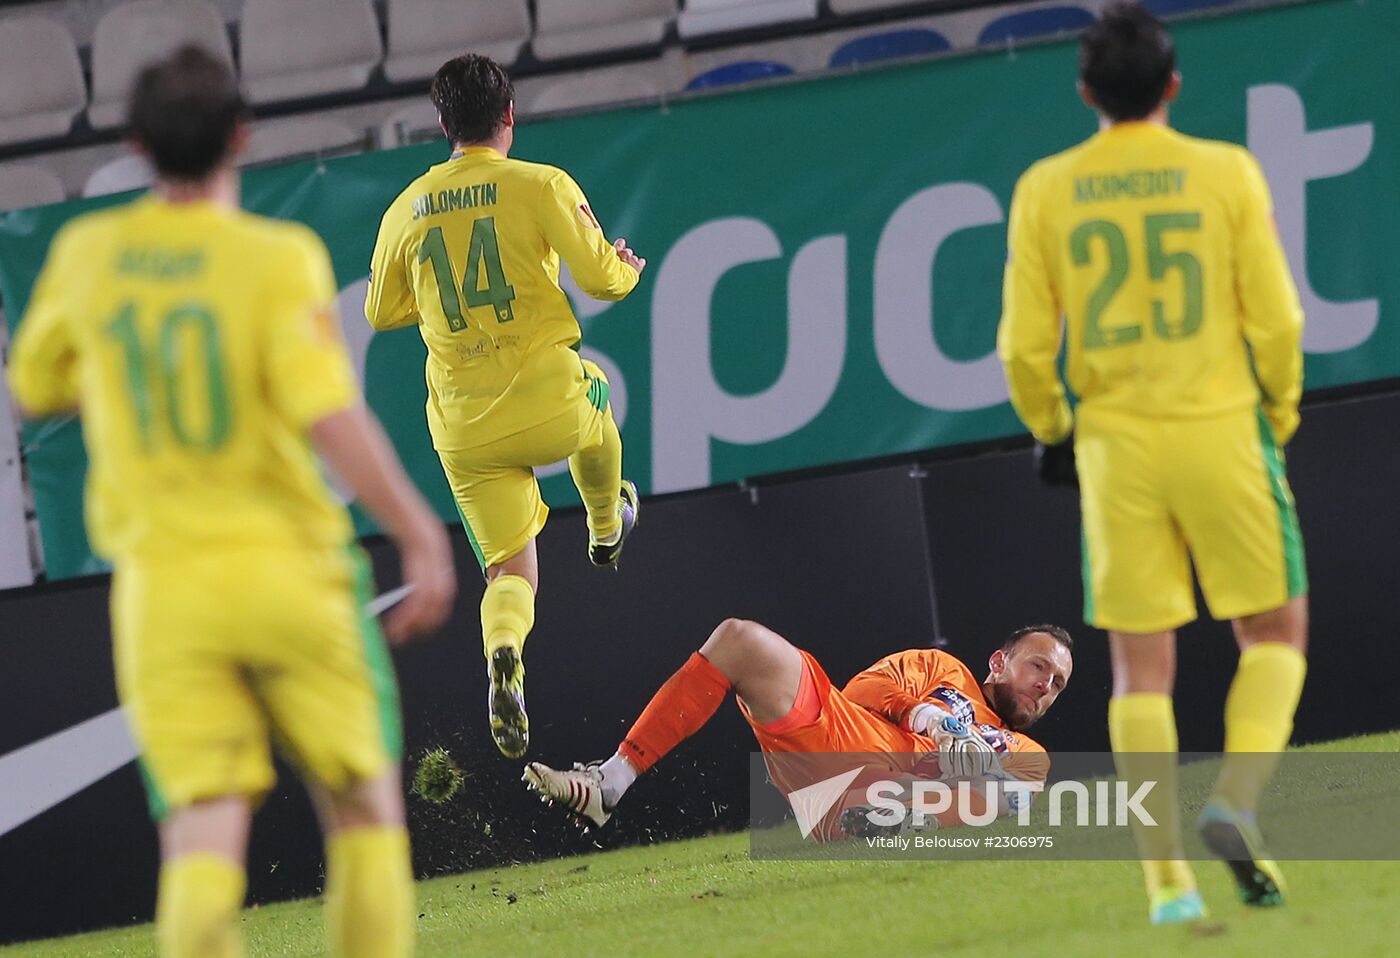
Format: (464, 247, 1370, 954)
(997, 168, 1074, 445)
(364, 205, 419, 332)
(841, 650, 935, 729)
(7, 227, 81, 417)
(1233, 149, 1304, 444)
(267, 231, 455, 641)
(538, 169, 641, 301)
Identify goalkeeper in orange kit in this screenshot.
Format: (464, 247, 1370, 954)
(524, 619, 1072, 840)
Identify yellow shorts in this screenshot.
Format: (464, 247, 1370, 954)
(113, 546, 400, 820)
(1076, 406, 1307, 634)
(438, 358, 614, 570)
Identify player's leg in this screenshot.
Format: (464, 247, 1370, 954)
(568, 360, 638, 568)
(259, 548, 413, 958)
(437, 450, 547, 757)
(524, 619, 803, 825)
(113, 561, 272, 958)
(1170, 410, 1308, 906)
(307, 771, 413, 958)
(1078, 411, 1202, 923)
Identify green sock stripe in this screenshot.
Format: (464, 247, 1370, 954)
(1080, 524, 1096, 624)
(347, 546, 404, 762)
(137, 757, 170, 822)
(1254, 408, 1308, 598)
(454, 501, 487, 571)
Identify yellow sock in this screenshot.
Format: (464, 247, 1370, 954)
(1214, 642, 1307, 812)
(156, 853, 245, 958)
(325, 825, 414, 958)
(569, 410, 623, 543)
(1109, 693, 1196, 899)
(480, 574, 535, 658)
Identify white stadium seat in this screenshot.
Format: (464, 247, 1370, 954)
(533, 0, 676, 61)
(82, 154, 153, 198)
(0, 18, 86, 147)
(829, 0, 929, 14)
(88, 0, 234, 130)
(678, 0, 819, 40)
(384, 0, 530, 83)
(0, 163, 67, 212)
(519, 50, 687, 116)
(244, 117, 365, 166)
(240, 0, 383, 104)
(378, 98, 442, 149)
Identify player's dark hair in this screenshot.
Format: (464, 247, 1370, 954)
(1079, 1, 1176, 122)
(1002, 624, 1074, 654)
(431, 54, 515, 146)
(128, 45, 246, 180)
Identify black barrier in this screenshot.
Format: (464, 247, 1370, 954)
(4, 390, 1400, 943)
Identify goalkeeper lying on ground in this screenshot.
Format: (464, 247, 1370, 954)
(525, 619, 1073, 839)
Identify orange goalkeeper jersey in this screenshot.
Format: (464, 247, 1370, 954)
(842, 648, 1045, 758)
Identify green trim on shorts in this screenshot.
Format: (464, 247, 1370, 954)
(1080, 524, 1096, 625)
(137, 757, 170, 822)
(1255, 408, 1308, 598)
(348, 546, 405, 762)
(585, 374, 610, 414)
(454, 501, 488, 571)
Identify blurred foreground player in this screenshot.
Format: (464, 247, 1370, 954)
(525, 619, 1071, 838)
(366, 54, 646, 758)
(7, 47, 456, 958)
(998, 2, 1308, 924)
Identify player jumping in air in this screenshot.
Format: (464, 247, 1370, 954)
(7, 47, 456, 958)
(366, 54, 646, 759)
(525, 619, 1071, 838)
(998, 1, 1308, 925)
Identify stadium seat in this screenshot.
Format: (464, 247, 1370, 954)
(685, 61, 794, 91)
(532, 0, 676, 61)
(678, 0, 819, 39)
(829, 0, 929, 12)
(520, 50, 687, 116)
(384, 0, 530, 83)
(0, 163, 66, 212)
(1143, 0, 1238, 13)
(378, 99, 442, 148)
(82, 155, 153, 198)
(977, 5, 1096, 45)
(240, 0, 383, 104)
(829, 28, 951, 68)
(88, 0, 234, 130)
(0, 18, 86, 147)
(245, 117, 365, 166)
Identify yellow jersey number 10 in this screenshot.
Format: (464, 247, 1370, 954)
(105, 302, 232, 452)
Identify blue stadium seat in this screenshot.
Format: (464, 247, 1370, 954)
(686, 60, 795, 90)
(829, 28, 952, 68)
(1143, 0, 1238, 13)
(977, 6, 1096, 45)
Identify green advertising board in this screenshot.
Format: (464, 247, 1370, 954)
(2, 0, 1394, 580)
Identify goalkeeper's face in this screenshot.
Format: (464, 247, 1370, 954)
(984, 633, 1073, 731)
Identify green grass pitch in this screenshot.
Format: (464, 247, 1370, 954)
(6, 733, 1399, 958)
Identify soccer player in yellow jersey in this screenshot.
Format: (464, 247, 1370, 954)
(7, 48, 456, 958)
(998, 3, 1308, 926)
(366, 54, 646, 758)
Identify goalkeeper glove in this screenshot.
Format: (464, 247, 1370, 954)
(907, 706, 1002, 780)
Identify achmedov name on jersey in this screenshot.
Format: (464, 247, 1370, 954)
(1073, 169, 1187, 204)
(412, 183, 499, 220)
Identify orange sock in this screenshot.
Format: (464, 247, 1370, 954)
(618, 652, 732, 773)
